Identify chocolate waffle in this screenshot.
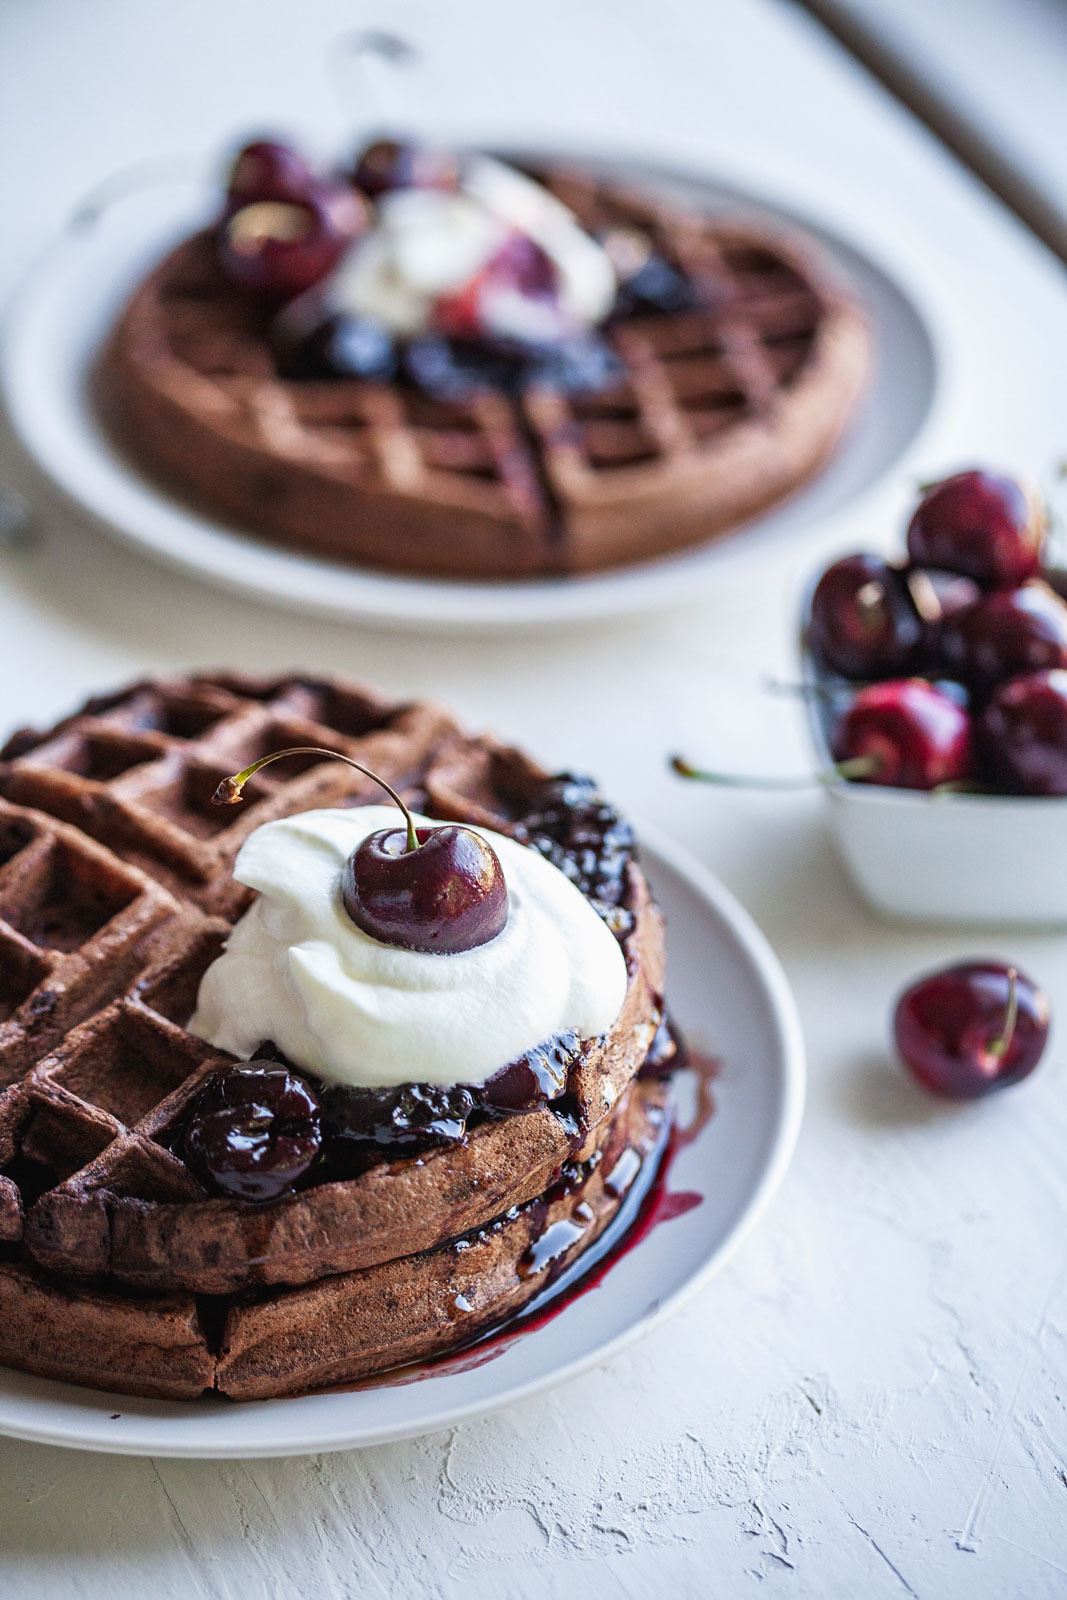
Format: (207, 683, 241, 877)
(97, 161, 869, 580)
(0, 672, 667, 1398)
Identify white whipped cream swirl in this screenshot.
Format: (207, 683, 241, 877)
(190, 806, 628, 1090)
(329, 156, 617, 337)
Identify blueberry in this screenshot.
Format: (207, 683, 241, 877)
(272, 311, 396, 381)
(403, 332, 623, 400)
(480, 1031, 581, 1114)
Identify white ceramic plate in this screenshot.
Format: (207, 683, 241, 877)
(0, 151, 939, 632)
(0, 828, 803, 1458)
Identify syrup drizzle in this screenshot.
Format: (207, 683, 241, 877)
(338, 1041, 719, 1392)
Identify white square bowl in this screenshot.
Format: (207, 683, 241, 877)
(823, 779, 1067, 926)
(802, 640, 1067, 927)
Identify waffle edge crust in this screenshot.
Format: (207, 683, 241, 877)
(95, 162, 869, 580)
(0, 672, 666, 1399)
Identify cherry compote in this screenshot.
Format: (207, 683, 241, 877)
(515, 774, 636, 929)
(182, 1061, 322, 1202)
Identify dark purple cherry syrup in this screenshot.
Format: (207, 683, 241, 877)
(317, 1037, 719, 1394)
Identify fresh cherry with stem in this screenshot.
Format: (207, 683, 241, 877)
(213, 747, 508, 954)
(672, 679, 973, 793)
(893, 961, 1049, 1099)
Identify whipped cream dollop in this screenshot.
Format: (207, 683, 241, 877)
(190, 806, 628, 1090)
(329, 156, 616, 337)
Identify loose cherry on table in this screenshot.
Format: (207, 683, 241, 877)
(351, 138, 461, 198)
(182, 1061, 322, 1201)
(980, 668, 1067, 795)
(808, 554, 923, 680)
(224, 139, 317, 211)
(217, 188, 366, 300)
(936, 580, 1067, 693)
(212, 747, 508, 954)
(893, 961, 1050, 1100)
(906, 469, 1047, 590)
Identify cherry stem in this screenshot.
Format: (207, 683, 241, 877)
(212, 747, 420, 853)
(763, 675, 853, 701)
(670, 754, 881, 789)
(989, 967, 1019, 1061)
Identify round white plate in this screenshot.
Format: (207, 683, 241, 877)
(0, 829, 803, 1458)
(0, 151, 939, 632)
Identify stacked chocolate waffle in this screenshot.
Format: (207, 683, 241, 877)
(0, 673, 667, 1399)
(97, 161, 869, 579)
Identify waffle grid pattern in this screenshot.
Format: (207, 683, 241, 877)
(0, 675, 665, 1397)
(99, 161, 869, 576)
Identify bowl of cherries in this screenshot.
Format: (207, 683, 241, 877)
(805, 467, 1067, 926)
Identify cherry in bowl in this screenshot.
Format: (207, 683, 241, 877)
(906, 469, 1046, 591)
(937, 580, 1067, 693)
(980, 668, 1067, 795)
(894, 961, 1049, 1099)
(831, 678, 973, 791)
(808, 554, 922, 681)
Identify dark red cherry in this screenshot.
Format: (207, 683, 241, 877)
(218, 189, 365, 300)
(906, 470, 1046, 590)
(434, 231, 563, 343)
(832, 678, 972, 789)
(342, 824, 508, 954)
(980, 669, 1067, 794)
(479, 1032, 581, 1113)
(224, 139, 316, 211)
(904, 567, 981, 667)
(809, 554, 922, 680)
(894, 961, 1049, 1100)
(351, 138, 460, 198)
(182, 1062, 322, 1202)
(938, 581, 1067, 692)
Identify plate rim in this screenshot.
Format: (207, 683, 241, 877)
(0, 825, 805, 1458)
(0, 145, 949, 634)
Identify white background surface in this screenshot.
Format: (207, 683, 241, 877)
(2, 1, 1067, 1595)
(817, 0, 1067, 250)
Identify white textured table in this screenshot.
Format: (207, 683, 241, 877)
(2, 2, 1067, 1595)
